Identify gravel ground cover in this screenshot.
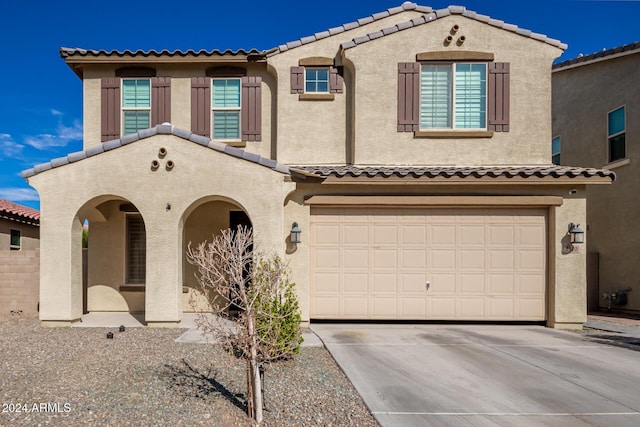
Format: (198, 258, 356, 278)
(0, 316, 378, 426)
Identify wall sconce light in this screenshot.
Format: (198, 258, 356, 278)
(166, 203, 172, 212)
(568, 223, 585, 245)
(290, 222, 301, 244)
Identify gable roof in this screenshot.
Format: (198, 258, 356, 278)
(553, 41, 640, 71)
(21, 124, 291, 179)
(267, 2, 566, 57)
(0, 199, 40, 224)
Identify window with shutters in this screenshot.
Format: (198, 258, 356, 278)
(290, 65, 343, 99)
(608, 106, 625, 163)
(420, 63, 487, 129)
(212, 78, 241, 140)
(191, 75, 261, 143)
(126, 214, 146, 285)
(122, 79, 151, 136)
(101, 73, 171, 142)
(398, 61, 509, 136)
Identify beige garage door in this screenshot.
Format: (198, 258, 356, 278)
(310, 207, 547, 320)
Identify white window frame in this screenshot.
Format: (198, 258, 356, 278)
(121, 78, 151, 136)
(211, 78, 242, 141)
(125, 213, 146, 286)
(552, 135, 561, 165)
(10, 229, 21, 250)
(419, 62, 488, 131)
(607, 105, 626, 163)
(304, 67, 330, 94)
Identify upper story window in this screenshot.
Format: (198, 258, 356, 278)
(212, 79, 241, 140)
(420, 63, 487, 129)
(398, 58, 509, 136)
(305, 68, 330, 93)
(122, 79, 151, 136)
(552, 136, 561, 165)
(101, 70, 171, 142)
(10, 229, 21, 250)
(608, 106, 625, 163)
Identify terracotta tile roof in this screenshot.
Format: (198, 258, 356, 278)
(553, 41, 640, 71)
(21, 124, 290, 179)
(60, 47, 264, 59)
(291, 165, 615, 180)
(0, 199, 40, 223)
(268, 2, 566, 57)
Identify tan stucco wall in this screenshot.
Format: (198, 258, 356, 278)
(341, 16, 562, 166)
(0, 219, 39, 250)
(553, 54, 639, 313)
(82, 64, 274, 160)
(29, 133, 293, 325)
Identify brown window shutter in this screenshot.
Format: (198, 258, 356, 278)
(290, 66, 304, 94)
(101, 77, 121, 141)
(241, 76, 262, 141)
(191, 77, 211, 137)
(488, 62, 510, 132)
(151, 77, 171, 126)
(329, 66, 344, 94)
(397, 63, 420, 132)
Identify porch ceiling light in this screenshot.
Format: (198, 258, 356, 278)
(291, 222, 301, 244)
(568, 223, 585, 244)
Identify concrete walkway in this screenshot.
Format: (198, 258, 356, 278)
(73, 312, 322, 347)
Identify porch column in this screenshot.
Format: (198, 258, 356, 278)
(144, 208, 182, 326)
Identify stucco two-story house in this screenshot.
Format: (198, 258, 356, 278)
(23, 2, 614, 328)
(0, 199, 40, 316)
(552, 42, 639, 314)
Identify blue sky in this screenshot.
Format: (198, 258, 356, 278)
(1, 0, 638, 210)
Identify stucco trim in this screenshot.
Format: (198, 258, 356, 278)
(299, 57, 335, 66)
(305, 195, 563, 206)
(299, 94, 335, 101)
(416, 51, 494, 61)
(21, 124, 291, 179)
(414, 130, 494, 138)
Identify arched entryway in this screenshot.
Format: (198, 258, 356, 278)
(76, 196, 147, 318)
(181, 197, 252, 313)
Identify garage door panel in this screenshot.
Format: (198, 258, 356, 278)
(487, 274, 516, 294)
(489, 250, 515, 270)
(460, 249, 485, 269)
(344, 273, 368, 293)
(401, 225, 427, 244)
(460, 274, 486, 293)
(373, 298, 397, 317)
(372, 250, 397, 268)
(345, 225, 369, 245)
(344, 249, 368, 268)
(401, 274, 426, 293)
(460, 225, 485, 245)
(487, 298, 515, 319)
(310, 208, 546, 321)
(372, 274, 397, 293)
(313, 224, 341, 245)
(314, 249, 340, 268)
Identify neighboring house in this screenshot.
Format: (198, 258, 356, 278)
(552, 42, 639, 314)
(23, 2, 614, 328)
(0, 199, 40, 316)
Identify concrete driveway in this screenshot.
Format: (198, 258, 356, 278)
(311, 323, 640, 427)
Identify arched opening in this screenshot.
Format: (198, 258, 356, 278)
(181, 197, 252, 313)
(76, 196, 147, 319)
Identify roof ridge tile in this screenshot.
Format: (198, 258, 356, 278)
(21, 124, 292, 179)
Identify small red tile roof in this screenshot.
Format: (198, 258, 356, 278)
(0, 199, 40, 222)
